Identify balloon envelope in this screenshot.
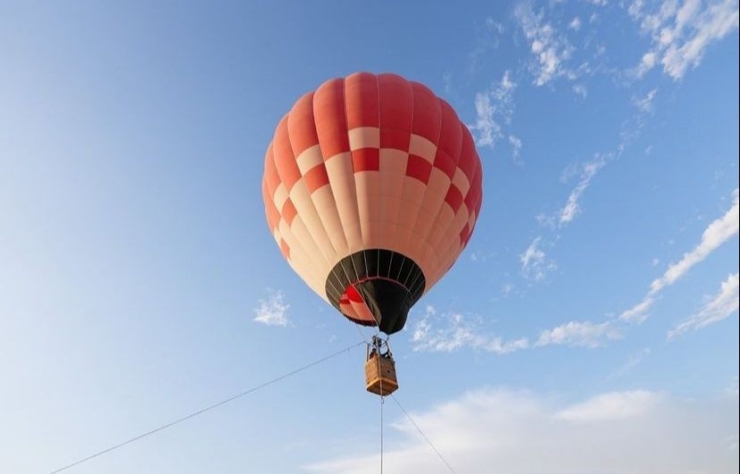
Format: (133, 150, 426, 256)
(262, 72, 482, 334)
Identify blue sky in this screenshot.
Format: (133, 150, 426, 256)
(1, 1, 738, 473)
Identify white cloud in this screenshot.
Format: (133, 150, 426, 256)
(558, 154, 608, 225)
(632, 88, 658, 114)
(253, 290, 290, 326)
(618, 88, 660, 152)
(411, 306, 528, 354)
(620, 295, 656, 323)
(536, 320, 622, 347)
(520, 237, 557, 281)
(621, 188, 739, 323)
(306, 388, 739, 474)
(629, 0, 740, 80)
(569, 17, 582, 31)
(668, 272, 739, 338)
(650, 188, 738, 294)
(508, 134, 523, 161)
(554, 390, 661, 422)
(572, 83, 588, 97)
(515, 3, 576, 86)
(638, 50, 658, 75)
(469, 71, 517, 149)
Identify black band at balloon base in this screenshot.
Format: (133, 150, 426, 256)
(325, 249, 426, 335)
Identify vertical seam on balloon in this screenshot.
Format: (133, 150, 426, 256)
(338, 77, 362, 286)
(376, 73, 383, 254)
(396, 76, 413, 264)
(428, 109, 465, 287)
(312, 81, 359, 309)
(271, 119, 328, 295)
(426, 118, 467, 287)
(308, 84, 354, 291)
(349, 76, 371, 289)
(403, 94, 445, 289)
(283, 121, 340, 296)
(280, 129, 336, 274)
(434, 135, 483, 288)
(279, 162, 334, 284)
(395, 255, 408, 282)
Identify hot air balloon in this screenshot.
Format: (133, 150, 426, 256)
(262, 72, 482, 394)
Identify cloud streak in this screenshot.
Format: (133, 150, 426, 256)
(621, 188, 739, 322)
(558, 155, 608, 225)
(668, 272, 739, 338)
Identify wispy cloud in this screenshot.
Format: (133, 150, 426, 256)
(549, 90, 654, 228)
(619, 296, 656, 324)
(515, 3, 577, 86)
(650, 189, 738, 294)
(573, 83, 588, 97)
(558, 154, 609, 225)
(469, 71, 517, 149)
(554, 390, 661, 422)
(536, 320, 622, 348)
(621, 188, 739, 322)
(619, 88, 660, 152)
(668, 272, 739, 338)
(253, 289, 290, 326)
(606, 347, 652, 382)
(411, 306, 528, 354)
(306, 388, 738, 474)
(508, 134, 523, 162)
(569, 17, 583, 31)
(632, 88, 658, 114)
(520, 237, 557, 281)
(629, 0, 740, 80)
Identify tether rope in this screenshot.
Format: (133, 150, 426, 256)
(48, 341, 365, 474)
(390, 393, 457, 474)
(378, 332, 385, 474)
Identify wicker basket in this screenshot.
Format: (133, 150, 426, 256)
(364, 354, 399, 396)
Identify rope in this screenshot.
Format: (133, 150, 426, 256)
(48, 341, 365, 474)
(378, 344, 384, 474)
(390, 393, 457, 474)
(380, 391, 385, 474)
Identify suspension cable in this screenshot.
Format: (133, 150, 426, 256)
(379, 347, 384, 474)
(48, 341, 365, 474)
(390, 393, 457, 474)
